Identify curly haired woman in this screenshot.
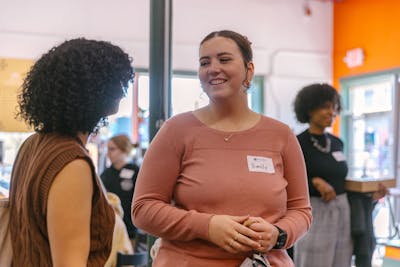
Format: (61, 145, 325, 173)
(8, 38, 134, 267)
(293, 83, 352, 267)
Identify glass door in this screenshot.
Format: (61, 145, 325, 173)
(342, 74, 397, 180)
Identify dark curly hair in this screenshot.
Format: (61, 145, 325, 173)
(294, 83, 342, 123)
(17, 38, 134, 136)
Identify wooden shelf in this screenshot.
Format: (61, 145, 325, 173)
(345, 178, 397, 192)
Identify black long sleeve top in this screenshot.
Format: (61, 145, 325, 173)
(297, 129, 348, 197)
(101, 162, 140, 238)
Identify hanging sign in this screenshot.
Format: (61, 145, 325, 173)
(343, 48, 364, 68)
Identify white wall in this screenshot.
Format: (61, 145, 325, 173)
(0, 0, 333, 132)
(0, 0, 150, 64)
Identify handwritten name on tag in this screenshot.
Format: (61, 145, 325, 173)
(247, 156, 275, 174)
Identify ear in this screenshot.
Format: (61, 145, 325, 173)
(246, 62, 255, 80)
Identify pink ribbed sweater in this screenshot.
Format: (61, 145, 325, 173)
(133, 112, 311, 267)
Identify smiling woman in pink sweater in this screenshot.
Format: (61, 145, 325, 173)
(132, 30, 312, 267)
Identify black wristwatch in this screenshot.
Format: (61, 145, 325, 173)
(272, 225, 287, 249)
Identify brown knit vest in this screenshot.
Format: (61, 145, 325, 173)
(9, 133, 115, 267)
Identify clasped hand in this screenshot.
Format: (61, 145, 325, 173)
(208, 215, 279, 254)
(372, 183, 388, 201)
(312, 177, 336, 202)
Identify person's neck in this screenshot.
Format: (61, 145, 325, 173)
(113, 160, 128, 170)
(210, 105, 251, 119)
(203, 102, 259, 131)
(76, 132, 90, 145)
(308, 124, 325, 135)
(210, 94, 251, 117)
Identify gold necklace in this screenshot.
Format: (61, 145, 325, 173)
(224, 133, 234, 142)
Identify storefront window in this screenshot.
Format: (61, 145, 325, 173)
(0, 132, 33, 198)
(344, 79, 394, 179)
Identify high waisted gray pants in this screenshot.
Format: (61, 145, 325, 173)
(294, 194, 353, 267)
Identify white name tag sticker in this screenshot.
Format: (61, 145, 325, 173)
(247, 156, 275, 173)
(332, 151, 346, 162)
(120, 168, 135, 179)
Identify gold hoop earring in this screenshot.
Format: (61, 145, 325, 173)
(243, 80, 251, 89)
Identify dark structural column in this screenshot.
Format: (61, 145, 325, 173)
(146, 0, 172, 266)
(149, 0, 172, 140)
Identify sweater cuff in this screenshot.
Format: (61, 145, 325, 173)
(190, 211, 214, 240)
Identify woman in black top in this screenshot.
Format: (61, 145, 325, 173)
(101, 134, 140, 241)
(292, 83, 353, 267)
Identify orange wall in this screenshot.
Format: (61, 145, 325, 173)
(332, 0, 400, 134)
(333, 0, 400, 86)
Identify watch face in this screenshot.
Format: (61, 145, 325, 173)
(278, 231, 287, 244)
(274, 226, 287, 249)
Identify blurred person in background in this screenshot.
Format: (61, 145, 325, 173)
(101, 134, 140, 249)
(104, 191, 134, 267)
(293, 83, 389, 267)
(293, 83, 352, 267)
